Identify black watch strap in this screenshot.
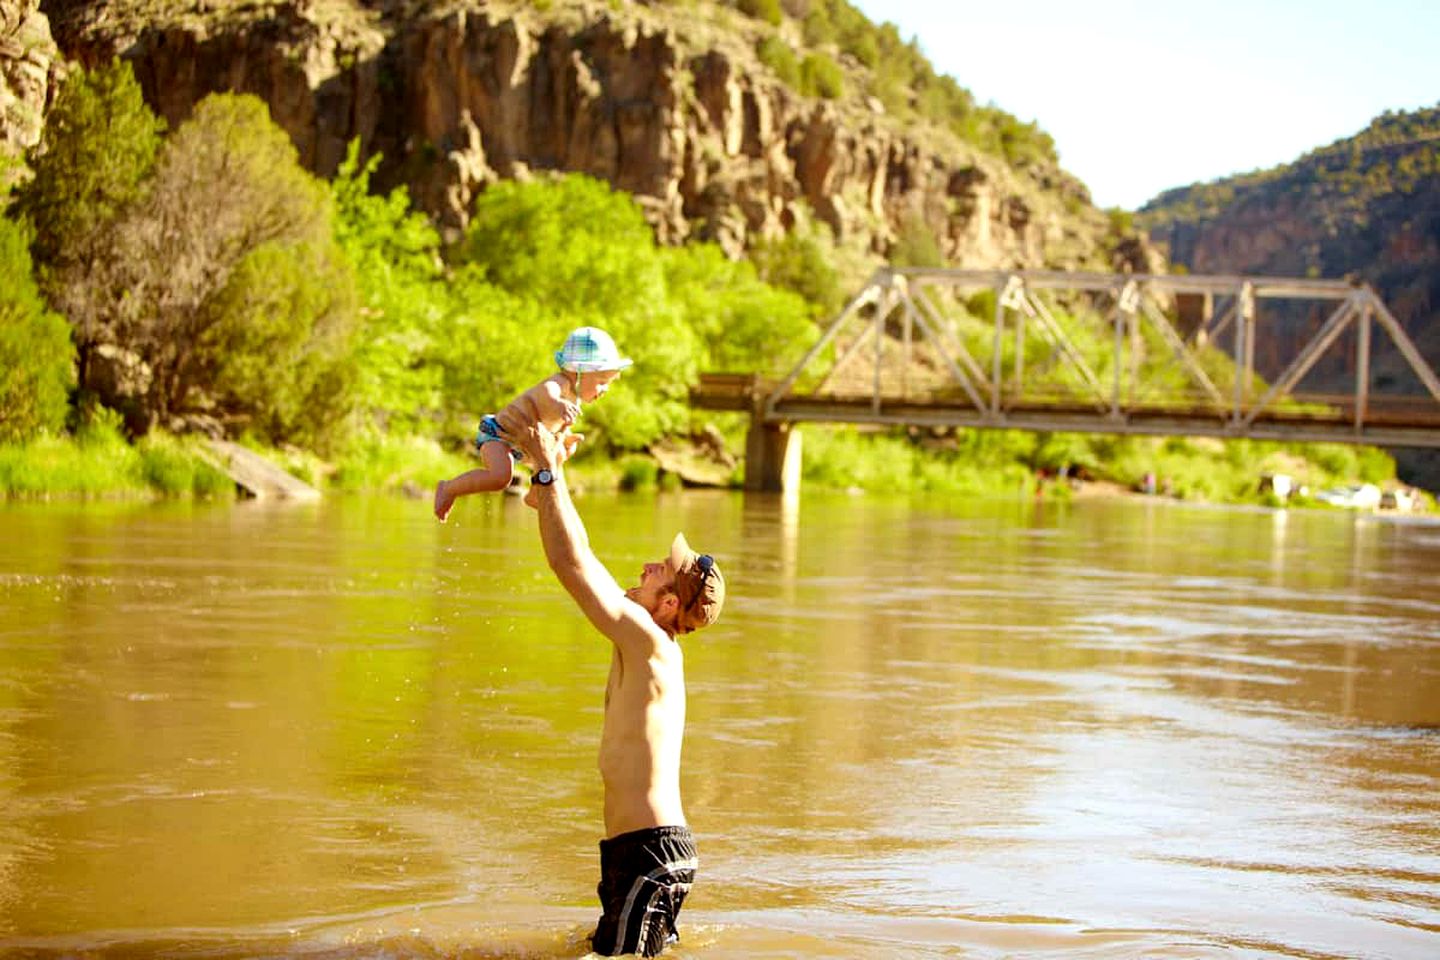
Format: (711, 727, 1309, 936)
(533, 468, 555, 486)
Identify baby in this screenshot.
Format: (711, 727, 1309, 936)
(434, 326, 632, 521)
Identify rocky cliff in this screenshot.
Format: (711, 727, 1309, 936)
(22, 0, 1144, 274)
(1142, 106, 1440, 485)
(0, 0, 60, 185)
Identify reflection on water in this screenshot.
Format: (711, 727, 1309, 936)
(0, 494, 1437, 958)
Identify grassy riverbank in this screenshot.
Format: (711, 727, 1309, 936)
(2, 414, 1430, 514)
(0, 415, 234, 500)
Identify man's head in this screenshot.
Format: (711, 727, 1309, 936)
(627, 533, 726, 637)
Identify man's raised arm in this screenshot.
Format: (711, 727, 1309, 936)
(494, 407, 654, 646)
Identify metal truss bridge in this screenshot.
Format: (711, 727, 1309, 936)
(693, 268, 1440, 490)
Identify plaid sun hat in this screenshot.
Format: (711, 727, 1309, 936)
(555, 327, 633, 373)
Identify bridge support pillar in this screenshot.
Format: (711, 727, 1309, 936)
(745, 419, 802, 493)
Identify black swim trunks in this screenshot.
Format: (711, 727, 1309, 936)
(590, 825, 698, 957)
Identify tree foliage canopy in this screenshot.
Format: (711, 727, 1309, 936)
(13, 59, 164, 277)
(0, 218, 74, 443)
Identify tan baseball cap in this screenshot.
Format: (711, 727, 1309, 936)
(669, 532, 725, 634)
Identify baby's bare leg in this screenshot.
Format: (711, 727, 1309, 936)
(434, 442, 515, 521)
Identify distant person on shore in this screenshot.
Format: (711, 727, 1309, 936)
(495, 402, 726, 957)
(433, 326, 631, 521)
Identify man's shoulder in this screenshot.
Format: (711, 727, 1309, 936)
(610, 594, 677, 655)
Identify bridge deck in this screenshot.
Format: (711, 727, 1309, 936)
(692, 374, 1440, 448)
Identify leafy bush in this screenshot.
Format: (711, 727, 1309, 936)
(462, 174, 665, 317)
(55, 91, 360, 447)
(0, 217, 74, 443)
(738, 0, 782, 25)
(663, 242, 816, 374)
(756, 35, 800, 87)
(12, 59, 164, 275)
(330, 141, 447, 435)
(202, 239, 359, 450)
(799, 52, 845, 99)
(890, 210, 944, 267)
(453, 174, 814, 452)
(748, 217, 845, 318)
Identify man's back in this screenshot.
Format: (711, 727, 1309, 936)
(599, 640, 687, 838)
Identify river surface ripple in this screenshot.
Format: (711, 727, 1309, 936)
(0, 493, 1436, 959)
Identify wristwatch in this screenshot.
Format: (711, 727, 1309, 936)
(533, 468, 555, 486)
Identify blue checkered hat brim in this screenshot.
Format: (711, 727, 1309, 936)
(555, 326, 633, 372)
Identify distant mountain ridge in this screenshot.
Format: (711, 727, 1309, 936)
(1142, 107, 1440, 281)
(1141, 104, 1440, 485)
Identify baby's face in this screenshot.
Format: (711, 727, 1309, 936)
(581, 369, 623, 402)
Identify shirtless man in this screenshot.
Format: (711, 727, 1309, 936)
(497, 406, 726, 957)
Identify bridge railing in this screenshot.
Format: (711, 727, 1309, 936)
(703, 268, 1440, 448)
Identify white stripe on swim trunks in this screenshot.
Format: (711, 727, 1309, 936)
(633, 879, 694, 953)
(614, 856, 698, 950)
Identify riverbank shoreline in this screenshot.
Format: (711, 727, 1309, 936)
(2, 423, 1432, 514)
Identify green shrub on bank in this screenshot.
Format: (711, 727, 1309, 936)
(0, 411, 231, 499)
(786, 424, 1410, 504)
(799, 426, 1035, 497)
(0, 218, 74, 443)
(326, 433, 472, 494)
(618, 456, 660, 491)
(137, 432, 234, 498)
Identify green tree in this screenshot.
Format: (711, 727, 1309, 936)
(664, 242, 815, 374)
(13, 59, 164, 279)
(799, 52, 845, 99)
(748, 218, 844, 318)
(330, 141, 448, 434)
(436, 274, 570, 440)
(890, 209, 944, 267)
(457, 175, 683, 449)
(200, 241, 357, 450)
(0, 217, 75, 442)
(453, 174, 815, 452)
(73, 93, 359, 445)
(461, 174, 667, 317)
(12, 60, 164, 389)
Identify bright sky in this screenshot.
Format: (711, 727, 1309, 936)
(850, 0, 1440, 210)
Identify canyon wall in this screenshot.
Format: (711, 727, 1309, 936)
(34, 0, 1134, 271)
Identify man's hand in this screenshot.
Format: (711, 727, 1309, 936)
(494, 397, 563, 471)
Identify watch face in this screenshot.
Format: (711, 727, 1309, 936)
(535, 469, 554, 486)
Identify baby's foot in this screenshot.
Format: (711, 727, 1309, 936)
(434, 480, 456, 522)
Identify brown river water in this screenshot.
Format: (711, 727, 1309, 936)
(0, 492, 1437, 959)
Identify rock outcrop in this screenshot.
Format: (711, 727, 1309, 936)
(0, 0, 61, 183)
(38, 0, 1125, 270)
(1142, 106, 1440, 487)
